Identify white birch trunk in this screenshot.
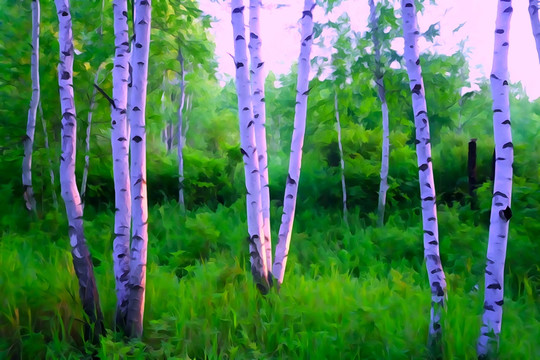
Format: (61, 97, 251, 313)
(177, 50, 186, 213)
(231, 0, 269, 291)
(369, 0, 390, 228)
(401, 0, 446, 347)
(249, 0, 273, 275)
(126, 0, 151, 338)
(528, 0, 540, 63)
(111, 0, 132, 331)
(54, 0, 104, 342)
(478, 1, 514, 356)
(81, 68, 101, 208)
(23, 0, 40, 213)
(272, 0, 315, 288)
(334, 92, 348, 225)
(39, 102, 59, 209)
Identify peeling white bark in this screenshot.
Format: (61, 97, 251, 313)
(55, 0, 104, 341)
(23, 0, 40, 212)
(401, 0, 446, 346)
(126, 0, 151, 338)
(528, 0, 540, 63)
(249, 0, 273, 275)
(369, 0, 390, 228)
(231, 0, 269, 291)
(273, 0, 315, 287)
(478, 1, 514, 357)
(111, 0, 132, 331)
(334, 92, 348, 225)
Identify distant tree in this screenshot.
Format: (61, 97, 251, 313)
(401, 0, 447, 350)
(54, 0, 104, 342)
(478, 0, 514, 357)
(528, 0, 540, 62)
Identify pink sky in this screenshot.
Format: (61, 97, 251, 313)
(199, 0, 540, 100)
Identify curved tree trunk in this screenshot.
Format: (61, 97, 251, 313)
(528, 0, 540, 63)
(272, 0, 315, 288)
(231, 0, 269, 292)
(478, 1, 514, 357)
(54, 0, 104, 342)
(401, 0, 447, 348)
(249, 0, 273, 274)
(369, 0, 390, 228)
(111, 0, 132, 331)
(334, 92, 348, 225)
(126, 0, 151, 338)
(177, 49, 186, 213)
(23, 0, 40, 213)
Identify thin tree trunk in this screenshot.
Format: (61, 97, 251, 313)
(401, 0, 447, 349)
(81, 67, 102, 208)
(231, 0, 269, 292)
(249, 0, 273, 274)
(54, 0, 104, 342)
(468, 139, 477, 198)
(111, 0, 131, 332)
(23, 0, 40, 213)
(478, 1, 514, 357)
(39, 102, 58, 209)
(334, 92, 348, 225)
(528, 0, 540, 63)
(126, 0, 151, 338)
(177, 49, 186, 213)
(369, 0, 390, 227)
(272, 0, 315, 288)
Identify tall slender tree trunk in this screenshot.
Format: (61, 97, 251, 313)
(249, 0, 273, 273)
(272, 0, 315, 288)
(401, 0, 447, 349)
(231, 0, 269, 292)
(111, 0, 132, 331)
(54, 0, 104, 342)
(334, 92, 348, 225)
(177, 49, 186, 213)
(369, 0, 390, 227)
(23, 0, 40, 213)
(81, 67, 102, 208)
(478, 1, 514, 357)
(126, 0, 151, 338)
(528, 0, 540, 62)
(39, 102, 59, 209)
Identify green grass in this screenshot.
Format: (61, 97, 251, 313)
(1, 200, 538, 359)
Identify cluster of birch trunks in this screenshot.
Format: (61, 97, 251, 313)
(21, 0, 540, 356)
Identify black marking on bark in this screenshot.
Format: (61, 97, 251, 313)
(495, 202, 503, 206)
(493, 191, 508, 198)
(491, 74, 499, 79)
(495, 299, 504, 306)
(493, 109, 502, 113)
(304, 34, 312, 42)
(415, 59, 420, 65)
(432, 282, 444, 296)
(424, 230, 434, 236)
(61, 71, 71, 80)
(433, 323, 441, 331)
(236, 62, 244, 69)
(414, 139, 420, 144)
(419, 164, 428, 171)
(428, 240, 438, 245)
(502, 142, 513, 149)
(133, 106, 141, 111)
(423, 196, 434, 201)
(502, 42, 508, 46)
(254, 114, 259, 119)
(250, 32, 258, 39)
(495, 29, 504, 34)
(286, 194, 294, 199)
(235, 35, 245, 41)
(431, 268, 442, 274)
(427, 157, 432, 162)
(500, 206, 512, 221)
(302, 88, 311, 96)
(302, 10, 312, 19)
(484, 303, 495, 311)
(122, 10, 128, 17)
(135, 43, 142, 48)
(261, 97, 266, 102)
(257, 62, 264, 68)
(487, 283, 502, 290)
(503, 80, 508, 85)
(240, 148, 248, 157)
(247, 120, 255, 127)
(412, 84, 422, 95)
(117, 137, 127, 142)
(428, 217, 436, 221)
(133, 136, 142, 143)
(232, 6, 244, 14)
(61, 11, 68, 16)
(502, 119, 511, 125)
(503, 6, 513, 13)
(287, 174, 296, 185)
(242, 107, 249, 111)
(405, 2, 413, 7)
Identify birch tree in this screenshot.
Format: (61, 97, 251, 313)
(249, 0, 273, 273)
(528, 0, 540, 62)
(177, 49, 187, 212)
(273, 0, 315, 287)
(334, 91, 348, 225)
(231, 0, 270, 291)
(22, 0, 40, 213)
(401, 0, 446, 347)
(126, 0, 151, 338)
(111, 0, 132, 331)
(54, 0, 104, 341)
(369, 0, 390, 227)
(478, 1, 514, 356)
